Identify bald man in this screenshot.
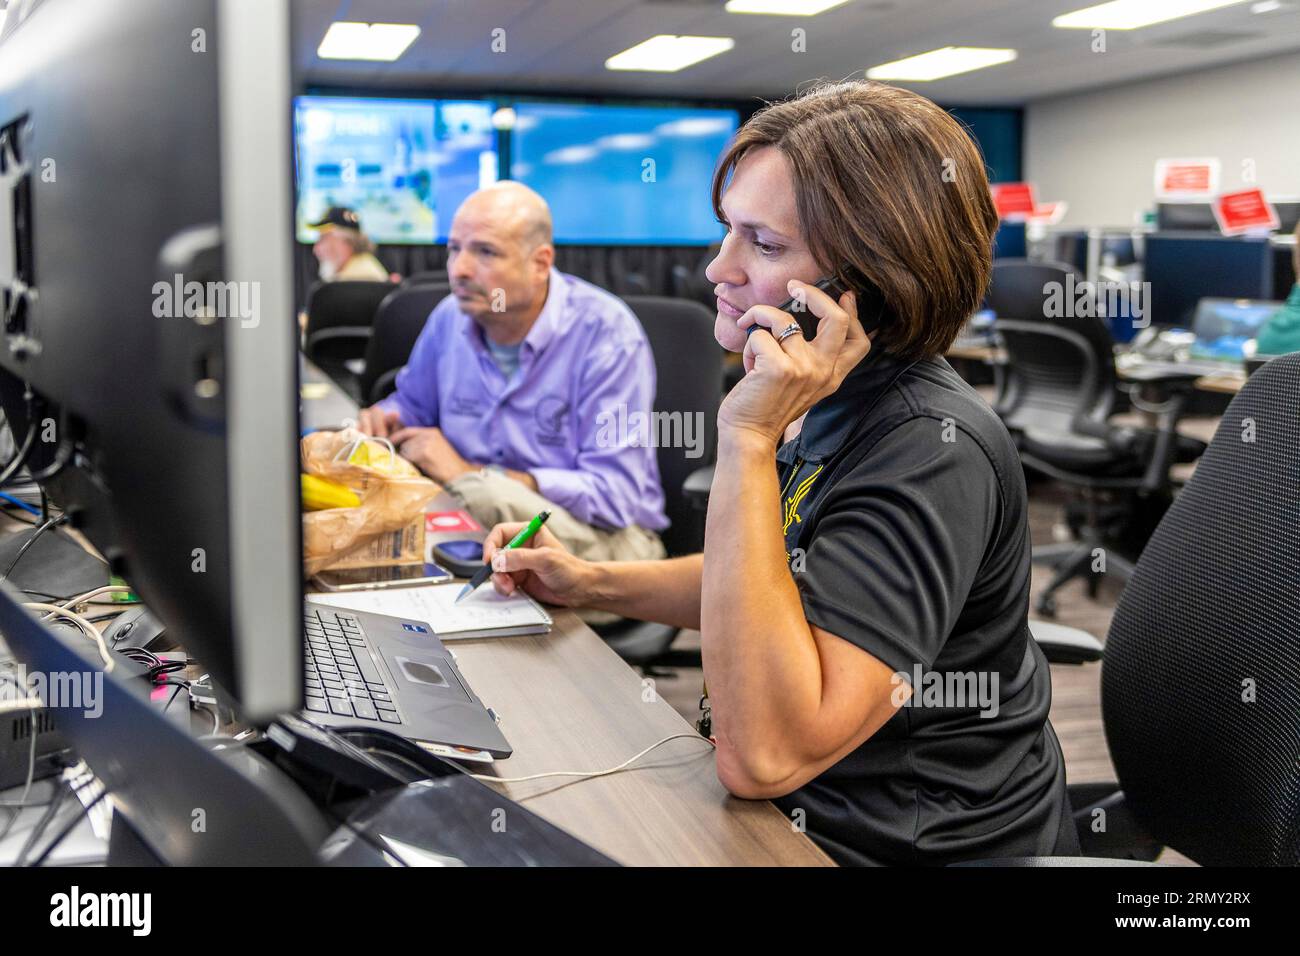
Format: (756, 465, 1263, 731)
(357, 182, 668, 584)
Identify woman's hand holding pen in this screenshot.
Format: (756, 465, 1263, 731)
(718, 279, 872, 448)
(483, 521, 594, 606)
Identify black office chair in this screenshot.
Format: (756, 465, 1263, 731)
(670, 244, 719, 312)
(303, 280, 394, 400)
(996, 319, 1205, 616)
(989, 260, 1204, 616)
(593, 296, 723, 666)
(401, 270, 448, 288)
(1245, 354, 1276, 377)
(358, 284, 449, 405)
(964, 353, 1300, 865)
(984, 258, 1078, 328)
(989, 259, 1119, 429)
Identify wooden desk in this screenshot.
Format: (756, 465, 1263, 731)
(946, 343, 1003, 364)
(300, 355, 831, 866)
(300, 356, 360, 429)
(1191, 374, 1244, 395)
(438, 612, 830, 866)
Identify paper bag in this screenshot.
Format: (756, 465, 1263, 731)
(301, 428, 440, 576)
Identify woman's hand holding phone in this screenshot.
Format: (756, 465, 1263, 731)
(719, 278, 873, 447)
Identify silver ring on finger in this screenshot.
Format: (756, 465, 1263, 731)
(775, 322, 802, 343)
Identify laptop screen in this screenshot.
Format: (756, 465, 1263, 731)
(1190, 298, 1283, 362)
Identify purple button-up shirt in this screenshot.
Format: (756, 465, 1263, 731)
(378, 269, 669, 532)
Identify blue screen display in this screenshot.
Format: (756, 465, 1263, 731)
(509, 102, 738, 245)
(294, 96, 497, 244)
(1190, 300, 1282, 361)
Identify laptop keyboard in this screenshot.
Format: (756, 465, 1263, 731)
(303, 607, 402, 725)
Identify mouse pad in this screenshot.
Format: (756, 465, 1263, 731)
(0, 526, 109, 601)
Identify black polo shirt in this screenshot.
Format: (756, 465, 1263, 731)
(771, 351, 1078, 866)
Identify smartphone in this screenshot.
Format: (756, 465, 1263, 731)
(313, 562, 452, 592)
(747, 267, 888, 340)
(429, 539, 487, 578)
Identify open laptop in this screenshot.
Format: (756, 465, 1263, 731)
(301, 602, 512, 759)
(1187, 297, 1283, 369)
(1125, 297, 1286, 378)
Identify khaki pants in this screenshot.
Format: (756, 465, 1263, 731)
(444, 469, 666, 626)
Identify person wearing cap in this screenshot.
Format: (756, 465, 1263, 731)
(355, 182, 669, 588)
(309, 206, 390, 283)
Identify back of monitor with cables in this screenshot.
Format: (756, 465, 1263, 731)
(0, 0, 325, 865)
(0, 0, 302, 718)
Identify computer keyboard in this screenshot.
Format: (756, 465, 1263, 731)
(303, 607, 401, 725)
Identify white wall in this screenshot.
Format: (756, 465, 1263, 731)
(1024, 52, 1300, 229)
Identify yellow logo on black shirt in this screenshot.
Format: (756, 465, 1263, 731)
(782, 463, 824, 537)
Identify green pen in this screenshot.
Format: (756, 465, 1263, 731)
(454, 510, 552, 603)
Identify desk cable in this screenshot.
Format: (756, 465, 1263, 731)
(15, 587, 137, 675)
(468, 731, 715, 787)
(21, 603, 112, 671)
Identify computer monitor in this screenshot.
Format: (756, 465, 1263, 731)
(0, 0, 301, 719)
(0, 0, 611, 869)
(509, 101, 738, 244)
(293, 95, 498, 244)
(992, 221, 1026, 260)
(0, 0, 322, 865)
(1051, 231, 1088, 273)
(1274, 240, 1297, 300)
(1100, 235, 1137, 268)
(1272, 201, 1299, 235)
(1156, 202, 1219, 232)
(1189, 298, 1283, 363)
(1143, 234, 1274, 329)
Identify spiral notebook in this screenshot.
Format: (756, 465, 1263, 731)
(309, 583, 552, 640)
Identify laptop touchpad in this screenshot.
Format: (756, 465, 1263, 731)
(397, 656, 448, 687)
(391, 655, 471, 701)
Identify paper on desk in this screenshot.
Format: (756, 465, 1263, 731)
(309, 582, 551, 639)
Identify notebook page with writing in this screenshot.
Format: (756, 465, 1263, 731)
(309, 583, 551, 640)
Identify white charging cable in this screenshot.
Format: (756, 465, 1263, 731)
(469, 732, 714, 786)
(23, 603, 113, 671)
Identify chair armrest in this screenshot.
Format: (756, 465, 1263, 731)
(1119, 365, 1202, 387)
(1030, 620, 1103, 664)
(594, 619, 680, 666)
(1068, 784, 1164, 861)
(682, 464, 714, 510)
(368, 369, 402, 405)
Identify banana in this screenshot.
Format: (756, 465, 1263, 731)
(301, 473, 361, 511)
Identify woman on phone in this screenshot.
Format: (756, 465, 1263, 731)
(484, 81, 1078, 866)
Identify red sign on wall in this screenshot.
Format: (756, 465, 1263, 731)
(1213, 188, 1280, 236)
(1154, 159, 1219, 200)
(990, 182, 1037, 220)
